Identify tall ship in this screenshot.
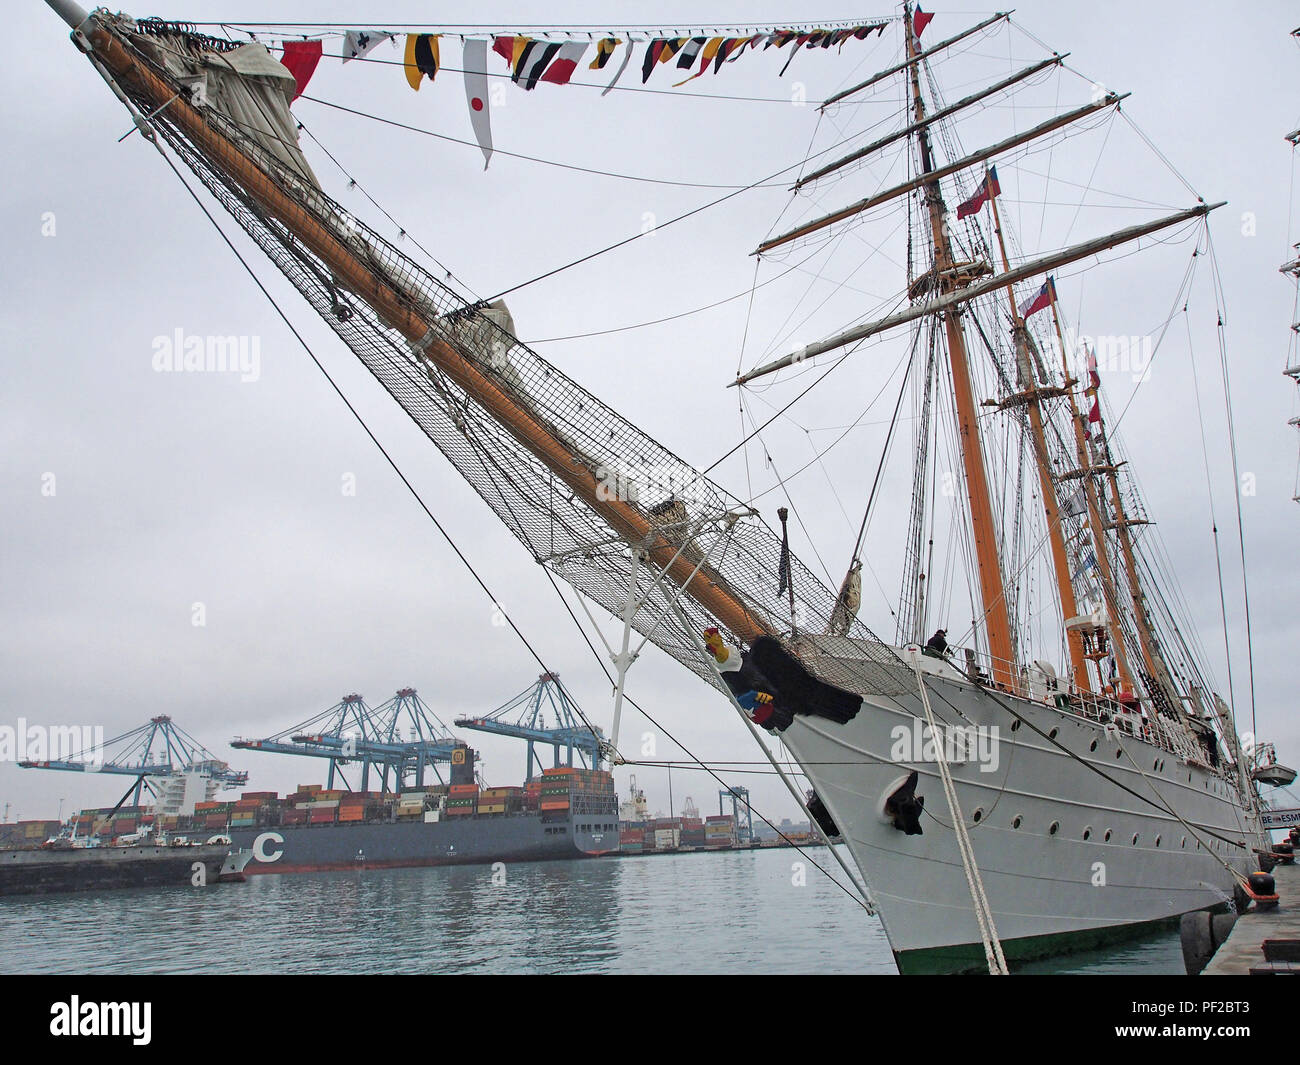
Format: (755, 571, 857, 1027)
(41, 2, 1270, 971)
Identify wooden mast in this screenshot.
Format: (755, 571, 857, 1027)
(902, 4, 1016, 685)
(1048, 295, 1133, 695)
(65, 13, 777, 647)
(986, 193, 1089, 690)
(1092, 389, 1176, 699)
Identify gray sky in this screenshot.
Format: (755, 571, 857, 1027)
(3, 0, 1297, 828)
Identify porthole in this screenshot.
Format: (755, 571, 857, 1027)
(1116, 749, 1123, 759)
(1083, 826, 1092, 840)
(1012, 815, 1022, 829)
(1048, 727, 1059, 740)
(1153, 760, 1160, 771)
(1132, 833, 1139, 845)
(1181, 837, 1186, 848)
(1049, 821, 1060, 836)
(1089, 739, 1098, 752)
(972, 808, 983, 824)
(1155, 835, 1162, 847)
(1104, 829, 1113, 842)
(1011, 719, 1021, 732)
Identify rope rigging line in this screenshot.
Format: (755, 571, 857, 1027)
(150, 110, 878, 913)
(1185, 293, 1241, 741)
(203, 17, 900, 35)
(293, 117, 483, 302)
(302, 49, 874, 106)
(1203, 229, 1258, 741)
(963, 671, 1251, 851)
(912, 664, 1008, 974)
(538, 570, 877, 914)
(298, 94, 790, 190)
(480, 109, 934, 303)
(528, 249, 820, 344)
(145, 136, 608, 752)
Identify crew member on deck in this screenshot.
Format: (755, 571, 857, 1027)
(923, 628, 948, 659)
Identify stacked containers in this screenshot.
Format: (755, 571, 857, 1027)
(230, 797, 261, 829)
(446, 783, 478, 817)
(478, 786, 522, 815)
(539, 768, 573, 815)
(395, 792, 426, 819)
(339, 793, 368, 823)
(680, 817, 706, 848)
(705, 815, 735, 847)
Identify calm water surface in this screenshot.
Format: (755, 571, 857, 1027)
(0, 847, 1181, 974)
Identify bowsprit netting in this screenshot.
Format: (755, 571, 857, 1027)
(107, 17, 910, 700)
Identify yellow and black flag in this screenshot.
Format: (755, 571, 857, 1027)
(590, 36, 621, 69)
(404, 33, 440, 90)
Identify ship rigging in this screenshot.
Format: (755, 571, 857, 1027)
(40, 0, 1272, 972)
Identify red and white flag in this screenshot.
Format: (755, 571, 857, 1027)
(1018, 276, 1055, 319)
(462, 39, 493, 169)
(539, 41, 589, 86)
(915, 6, 935, 35)
(956, 166, 1000, 220)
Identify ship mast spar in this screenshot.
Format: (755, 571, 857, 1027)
(986, 191, 1089, 689)
(899, 2, 1017, 684)
(1046, 296, 1135, 696)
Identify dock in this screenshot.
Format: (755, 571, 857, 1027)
(1203, 861, 1300, 975)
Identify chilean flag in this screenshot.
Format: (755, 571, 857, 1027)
(956, 166, 1000, 220)
(914, 6, 935, 35)
(1018, 276, 1055, 319)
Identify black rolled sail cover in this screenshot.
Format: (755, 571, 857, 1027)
(747, 636, 862, 725)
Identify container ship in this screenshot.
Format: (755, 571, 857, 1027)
(181, 766, 619, 875)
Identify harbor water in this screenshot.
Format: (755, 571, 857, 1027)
(1, 847, 1183, 974)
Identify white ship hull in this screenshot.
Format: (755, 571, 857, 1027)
(782, 643, 1260, 973)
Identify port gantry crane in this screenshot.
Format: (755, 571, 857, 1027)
(719, 786, 755, 846)
(455, 673, 604, 782)
(232, 689, 470, 793)
(18, 714, 248, 807)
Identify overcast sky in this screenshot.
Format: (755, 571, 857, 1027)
(3, 0, 1297, 828)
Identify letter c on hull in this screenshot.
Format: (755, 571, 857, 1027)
(253, 831, 284, 863)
